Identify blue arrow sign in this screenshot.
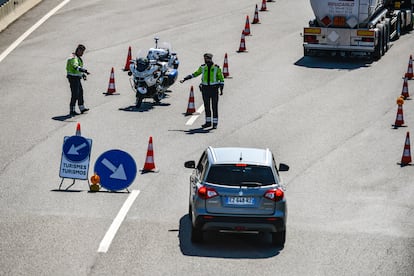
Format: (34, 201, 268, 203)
(63, 136, 91, 162)
(94, 149, 137, 191)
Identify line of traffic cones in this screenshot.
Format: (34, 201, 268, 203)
(396, 56, 414, 167)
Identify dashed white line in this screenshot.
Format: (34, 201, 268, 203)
(98, 189, 140, 253)
(185, 105, 204, 125)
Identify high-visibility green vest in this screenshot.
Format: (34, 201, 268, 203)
(66, 54, 84, 77)
(192, 64, 224, 86)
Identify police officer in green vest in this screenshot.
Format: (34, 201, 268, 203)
(66, 44, 90, 116)
(180, 53, 224, 129)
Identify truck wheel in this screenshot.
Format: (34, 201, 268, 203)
(271, 230, 286, 247)
(373, 31, 382, 61)
(396, 16, 401, 40)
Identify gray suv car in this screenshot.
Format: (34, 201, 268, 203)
(184, 147, 289, 246)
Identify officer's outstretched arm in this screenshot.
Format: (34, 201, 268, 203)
(180, 74, 192, 83)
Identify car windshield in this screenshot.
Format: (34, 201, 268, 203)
(205, 164, 276, 186)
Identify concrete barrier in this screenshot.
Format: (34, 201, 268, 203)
(0, 0, 43, 32)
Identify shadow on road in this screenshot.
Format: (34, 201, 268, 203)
(51, 114, 78, 122)
(295, 56, 372, 70)
(119, 102, 170, 112)
(178, 215, 282, 259)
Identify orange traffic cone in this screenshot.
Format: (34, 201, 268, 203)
(252, 4, 260, 24)
(405, 55, 413, 79)
(401, 77, 410, 99)
(243, 15, 251, 36)
(185, 86, 196, 115)
(141, 136, 158, 173)
(223, 53, 231, 78)
(104, 67, 116, 95)
(400, 132, 412, 166)
(237, 31, 248, 53)
(75, 122, 81, 136)
(394, 104, 405, 128)
(123, 46, 132, 71)
(260, 0, 268, 11)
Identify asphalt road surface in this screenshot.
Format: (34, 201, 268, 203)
(0, 0, 413, 275)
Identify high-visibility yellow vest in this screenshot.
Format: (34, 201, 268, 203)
(192, 64, 224, 86)
(66, 54, 84, 77)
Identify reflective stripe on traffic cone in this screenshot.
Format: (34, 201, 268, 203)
(260, 0, 268, 11)
(76, 122, 81, 136)
(405, 55, 413, 79)
(104, 67, 116, 95)
(400, 132, 412, 166)
(237, 31, 248, 53)
(401, 77, 410, 99)
(141, 136, 158, 173)
(223, 53, 230, 78)
(123, 46, 132, 71)
(252, 4, 260, 24)
(243, 15, 251, 36)
(185, 86, 196, 115)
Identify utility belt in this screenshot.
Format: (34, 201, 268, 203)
(199, 83, 220, 92)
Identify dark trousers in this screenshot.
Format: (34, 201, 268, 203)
(201, 85, 219, 123)
(67, 75, 84, 109)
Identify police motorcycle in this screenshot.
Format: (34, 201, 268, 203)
(128, 38, 179, 108)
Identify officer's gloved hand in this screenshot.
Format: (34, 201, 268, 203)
(219, 85, 224, 95)
(180, 75, 192, 83)
(85, 70, 90, 75)
(82, 74, 87, 81)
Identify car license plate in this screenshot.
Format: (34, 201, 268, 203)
(226, 196, 255, 205)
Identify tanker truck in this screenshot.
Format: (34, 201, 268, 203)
(303, 0, 414, 60)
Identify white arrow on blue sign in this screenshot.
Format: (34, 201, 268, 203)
(94, 149, 137, 191)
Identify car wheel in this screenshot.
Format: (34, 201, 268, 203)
(191, 225, 203, 243)
(271, 230, 286, 247)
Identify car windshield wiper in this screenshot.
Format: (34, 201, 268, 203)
(239, 182, 262, 187)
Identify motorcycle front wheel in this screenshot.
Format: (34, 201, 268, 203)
(135, 94, 144, 108)
(153, 91, 165, 103)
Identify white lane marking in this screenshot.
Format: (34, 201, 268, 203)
(185, 105, 204, 125)
(0, 0, 71, 63)
(98, 189, 140, 253)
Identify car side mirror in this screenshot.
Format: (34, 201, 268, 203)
(184, 160, 195, 168)
(279, 163, 289, 172)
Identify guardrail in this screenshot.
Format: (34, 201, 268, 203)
(0, 0, 43, 32)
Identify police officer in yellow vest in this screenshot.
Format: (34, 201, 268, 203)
(180, 53, 224, 129)
(66, 44, 90, 116)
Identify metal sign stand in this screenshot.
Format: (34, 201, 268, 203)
(58, 178, 91, 191)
